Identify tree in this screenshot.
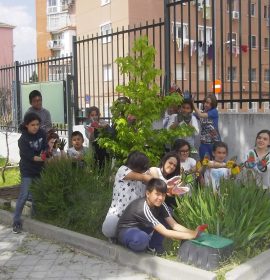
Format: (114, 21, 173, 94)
(0, 88, 14, 183)
(98, 36, 194, 165)
(29, 71, 39, 83)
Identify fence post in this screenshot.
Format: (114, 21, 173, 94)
(164, 0, 171, 95)
(14, 61, 21, 128)
(72, 35, 79, 124)
(66, 74, 74, 147)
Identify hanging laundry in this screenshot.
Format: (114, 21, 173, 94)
(241, 45, 248, 52)
(176, 38, 183, 52)
(208, 44, 214, 59)
(232, 46, 240, 57)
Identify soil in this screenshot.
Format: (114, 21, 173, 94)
(0, 185, 20, 200)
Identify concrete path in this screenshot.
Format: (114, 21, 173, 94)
(0, 224, 151, 280)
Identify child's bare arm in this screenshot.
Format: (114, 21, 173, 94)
(124, 171, 153, 183)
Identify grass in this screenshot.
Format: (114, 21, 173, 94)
(0, 157, 20, 187)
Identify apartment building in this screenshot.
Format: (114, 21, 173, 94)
(36, 0, 76, 58)
(35, 0, 270, 113)
(0, 22, 15, 67)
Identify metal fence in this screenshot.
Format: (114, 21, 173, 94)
(0, 56, 72, 131)
(73, 19, 165, 122)
(164, 0, 270, 112)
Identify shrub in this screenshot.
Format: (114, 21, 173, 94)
(173, 179, 270, 251)
(98, 36, 194, 166)
(30, 155, 114, 238)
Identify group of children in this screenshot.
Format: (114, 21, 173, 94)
(13, 93, 270, 256)
(102, 128, 270, 254)
(102, 91, 270, 254)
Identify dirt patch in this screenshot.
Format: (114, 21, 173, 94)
(0, 185, 20, 200)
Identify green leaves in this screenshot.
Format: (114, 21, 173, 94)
(99, 36, 194, 165)
(173, 179, 270, 251)
(30, 155, 114, 238)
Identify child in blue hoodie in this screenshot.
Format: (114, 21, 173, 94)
(13, 112, 47, 233)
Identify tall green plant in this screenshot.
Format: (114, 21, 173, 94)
(174, 179, 270, 250)
(98, 36, 194, 165)
(30, 156, 114, 238)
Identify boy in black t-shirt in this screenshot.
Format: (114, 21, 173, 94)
(117, 178, 199, 253)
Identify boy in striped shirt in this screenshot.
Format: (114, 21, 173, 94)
(117, 178, 199, 254)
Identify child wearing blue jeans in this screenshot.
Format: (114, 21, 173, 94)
(193, 94, 221, 160)
(116, 178, 199, 254)
(13, 113, 47, 233)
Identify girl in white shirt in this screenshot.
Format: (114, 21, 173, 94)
(243, 130, 270, 190)
(172, 139, 196, 173)
(102, 151, 152, 238)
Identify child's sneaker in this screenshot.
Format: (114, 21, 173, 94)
(12, 222, 22, 234)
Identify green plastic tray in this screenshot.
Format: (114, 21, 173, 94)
(191, 233, 234, 249)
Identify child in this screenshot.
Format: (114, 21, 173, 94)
(84, 106, 111, 167)
(243, 130, 270, 189)
(102, 151, 153, 239)
(67, 131, 88, 167)
(172, 139, 196, 173)
(148, 152, 184, 254)
(163, 105, 178, 130)
(149, 152, 185, 206)
(13, 113, 47, 233)
(203, 141, 231, 192)
(193, 94, 221, 160)
(117, 178, 201, 253)
(46, 130, 66, 159)
(176, 99, 199, 152)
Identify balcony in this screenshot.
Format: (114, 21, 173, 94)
(47, 40, 63, 50)
(47, 13, 76, 32)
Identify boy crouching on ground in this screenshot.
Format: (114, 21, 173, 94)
(116, 178, 199, 253)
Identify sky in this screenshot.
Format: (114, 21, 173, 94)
(0, 0, 36, 62)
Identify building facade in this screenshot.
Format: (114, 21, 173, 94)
(36, 0, 76, 58)
(35, 0, 270, 114)
(0, 22, 15, 67)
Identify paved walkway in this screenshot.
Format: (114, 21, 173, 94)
(0, 224, 151, 280)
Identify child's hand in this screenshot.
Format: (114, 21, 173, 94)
(40, 151, 47, 161)
(91, 121, 100, 128)
(59, 139, 67, 151)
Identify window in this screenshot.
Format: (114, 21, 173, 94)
(251, 35, 256, 48)
(227, 32, 237, 45)
(264, 69, 270, 82)
(199, 66, 210, 81)
(250, 3, 255, 16)
(248, 68, 256, 82)
(101, 0, 110, 6)
(47, 0, 57, 13)
(227, 0, 237, 12)
(100, 22, 112, 44)
(248, 102, 258, 113)
(172, 22, 189, 40)
(198, 26, 212, 42)
(264, 5, 270, 18)
(176, 63, 186, 80)
(226, 102, 239, 112)
(263, 102, 270, 112)
(264, 38, 269, 50)
(103, 64, 112, 82)
(227, 67, 237, 81)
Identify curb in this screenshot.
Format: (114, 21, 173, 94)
(0, 209, 216, 280)
(225, 249, 270, 280)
